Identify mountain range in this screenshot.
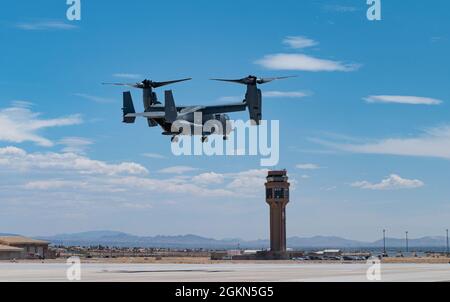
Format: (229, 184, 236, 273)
(0, 233, 19, 237)
(29, 231, 449, 249)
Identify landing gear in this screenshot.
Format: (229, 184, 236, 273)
(171, 136, 179, 143)
(201, 136, 209, 143)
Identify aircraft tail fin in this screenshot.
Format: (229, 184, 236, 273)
(122, 91, 136, 123)
(164, 90, 177, 123)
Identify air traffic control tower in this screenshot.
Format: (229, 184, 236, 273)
(265, 170, 290, 257)
(216, 170, 296, 260)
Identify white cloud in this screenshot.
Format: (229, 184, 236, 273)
(59, 137, 93, 154)
(0, 106, 82, 147)
(192, 172, 225, 185)
(23, 179, 128, 194)
(18, 170, 234, 199)
(351, 174, 424, 190)
(0, 146, 27, 156)
(296, 163, 321, 170)
(121, 202, 153, 210)
(0, 146, 283, 225)
(158, 166, 199, 174)
(364, 95, 443, 105)
(283, 36, 318, 49)
(173, 169, 270, 196)
(226, 169, 269, 193)
(16, 21, 77, 31)
(162, 169, 269, 196)
(0, 146, 148, 176)
(263, 91, 310, 98)
(24, 180, 87, 190)
(315, 125, 450, 160)
(74, 93, 115, 104)
(142, 153, 167, 159)
(113, 73, 142, 79)
(322, 186, 337, 191)
(256, 53, 360, 72)
(109, 176, 233, 198)
(11, 100, 33, 108)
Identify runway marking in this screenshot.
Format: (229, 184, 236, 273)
(107, 269, 234, 274)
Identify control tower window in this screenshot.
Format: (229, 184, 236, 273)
(266, 188, 273, 199)
(274, 188, 284, 199)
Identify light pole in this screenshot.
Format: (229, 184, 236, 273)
(446, 229, 449, 258)
(405, 231, 409, 254)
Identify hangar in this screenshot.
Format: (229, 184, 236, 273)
(0, 245, 23, 260)
(0, 236, 50, 259)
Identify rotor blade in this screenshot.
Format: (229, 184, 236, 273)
(102, 82, 139, 88)
(152, 78, 192, 88)
(257, 76, 297, 84)
(210, 78, 247, 85)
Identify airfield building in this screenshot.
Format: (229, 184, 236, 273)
(0, 245, 23, 260)
(0, 236, 50, 259)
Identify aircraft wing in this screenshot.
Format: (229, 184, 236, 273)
(125, 112, 166, 119)
(180, 106, 205, 115)
(138, 102, 247, 115)
(200, 102, 247, 115)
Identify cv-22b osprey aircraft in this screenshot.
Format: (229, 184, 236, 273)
(103, 75, 295, 142)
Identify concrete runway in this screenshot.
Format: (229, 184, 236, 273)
(0, 262, 449, 282)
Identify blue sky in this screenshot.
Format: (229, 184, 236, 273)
(0, 0, 449, 241)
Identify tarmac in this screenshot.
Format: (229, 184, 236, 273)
(1, 262, 450, 282)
